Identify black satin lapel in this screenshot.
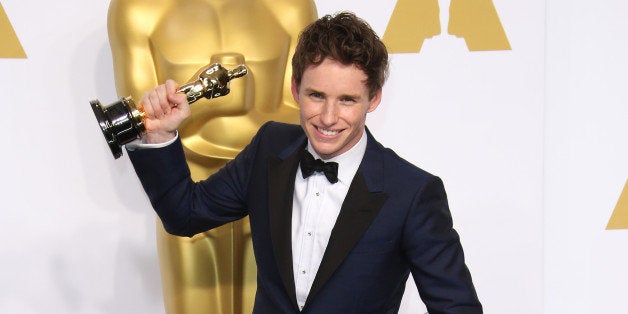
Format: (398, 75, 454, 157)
(268, 150, 301, 310)
(305, 171, 388, 306)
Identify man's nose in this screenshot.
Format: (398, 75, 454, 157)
(320, 101, 339, 126)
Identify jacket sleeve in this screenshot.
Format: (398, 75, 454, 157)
(402, 176, 483, 313)
(127, 126, 264, 237)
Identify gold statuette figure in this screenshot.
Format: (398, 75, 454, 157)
(91, 63, 247, 159)
(107, 0, 317, 313)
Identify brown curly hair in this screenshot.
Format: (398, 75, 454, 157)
(292, 12, 389, 99)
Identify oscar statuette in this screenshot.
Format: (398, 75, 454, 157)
(90, 63, 247, 158)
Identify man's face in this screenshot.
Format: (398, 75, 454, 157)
(292, 58, 381, 160)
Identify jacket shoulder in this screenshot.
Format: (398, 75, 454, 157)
(255, 121, 304, 152)
(366, 132, 437, 184)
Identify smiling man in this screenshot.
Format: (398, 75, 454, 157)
(294, 57, 380, 160)
(129, 12, 482, 313)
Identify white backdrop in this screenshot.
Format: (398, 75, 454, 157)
(0, 0, 625, 313)
(545, 0, 628, 313)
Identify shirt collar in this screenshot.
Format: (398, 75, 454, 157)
(307, 129, 367, 186)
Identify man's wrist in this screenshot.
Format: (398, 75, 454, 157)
(144, 130, 177, 144)
(126, 131, 179, 151)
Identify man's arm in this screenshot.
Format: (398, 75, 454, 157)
(126, 79, 251, 236)
(402, 176, 483, 313)
(127, 133, 254, 237)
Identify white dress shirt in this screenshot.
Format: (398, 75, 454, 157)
(291, 131, 367, 310)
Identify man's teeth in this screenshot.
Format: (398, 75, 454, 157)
(318, 128, 339, 136)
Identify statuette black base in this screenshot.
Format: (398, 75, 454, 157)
(90, 97, 145, 159)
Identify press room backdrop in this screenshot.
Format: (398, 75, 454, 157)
(0, 0, 626, 313)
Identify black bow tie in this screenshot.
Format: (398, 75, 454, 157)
(299, 150, 339, 184)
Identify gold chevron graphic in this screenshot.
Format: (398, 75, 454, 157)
(383, 0, 510, 53)
(607, 180, 628, 230)
(449, 0, 511, 51)
(382, 0, 441, 53)
(0, 3, 26, 58)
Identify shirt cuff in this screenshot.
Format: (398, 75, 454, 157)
(125, 131, 179, 151)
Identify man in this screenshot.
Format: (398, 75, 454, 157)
(129, 12, 482, 313)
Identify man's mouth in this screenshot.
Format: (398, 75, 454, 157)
(317, 126, 340, 136)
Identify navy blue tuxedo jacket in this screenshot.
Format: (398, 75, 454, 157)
(129, 122, 481, 313)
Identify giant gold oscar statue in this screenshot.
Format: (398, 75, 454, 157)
(107, 1, 317, 313)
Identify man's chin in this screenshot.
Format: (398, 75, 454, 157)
(309, 144, 331, 156)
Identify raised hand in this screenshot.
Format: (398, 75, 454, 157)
(140, 79, 191, 144)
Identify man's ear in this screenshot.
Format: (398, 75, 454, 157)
(367, 89, 382, 113)
(291, 77, 300, 103)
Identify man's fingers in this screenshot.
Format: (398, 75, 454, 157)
(148, 90, 163, 118)
(136, 80, 191, 140)
(139, 80, 190, 127)
(156, 84, 171, 116)
(140, 93, 155, 119)
(165, 79, 179, 95)
(165, 79, 188, 107)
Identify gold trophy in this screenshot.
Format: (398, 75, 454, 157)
(90, 63, 248, 158)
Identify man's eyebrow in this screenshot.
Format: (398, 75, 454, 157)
(303, 87, 323, 94)
(340, 93, 360, 99)
(302, 87, 362, 100)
